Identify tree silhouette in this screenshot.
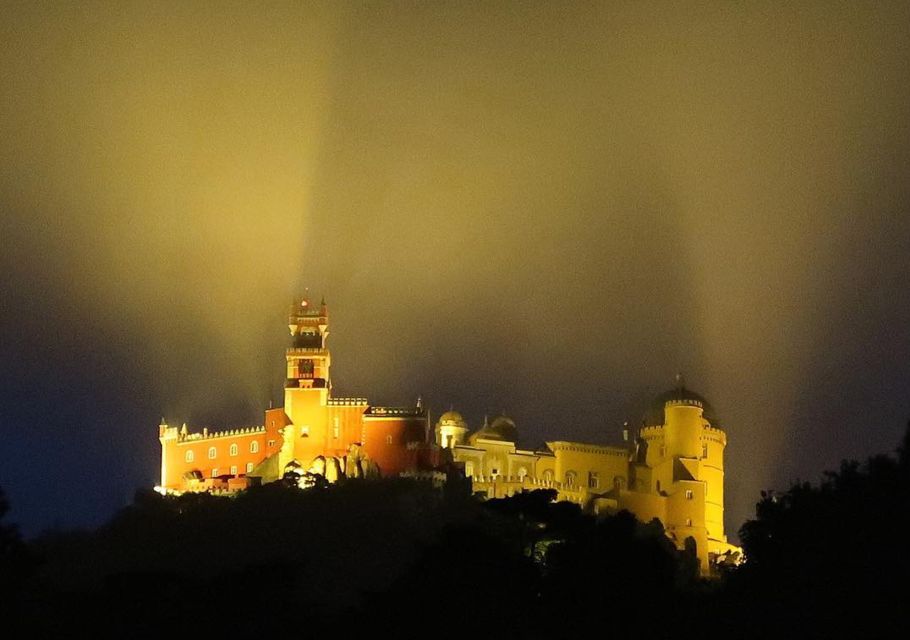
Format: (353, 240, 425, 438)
(733, 421, 910, 637)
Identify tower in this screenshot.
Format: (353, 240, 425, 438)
(284, 296, 330, 430)
(628, 375, 731, 572)
(435, 410, 469, 449)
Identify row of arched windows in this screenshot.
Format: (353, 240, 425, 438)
(210, 462, 256, 477)
(184, 440, 261, 463)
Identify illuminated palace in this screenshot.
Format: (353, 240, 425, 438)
(158, 298, 741, 572)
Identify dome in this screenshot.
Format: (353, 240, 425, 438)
(436, 410, 468, 431)
(644, 378, 718, 426)
(472, 414, 518, 443)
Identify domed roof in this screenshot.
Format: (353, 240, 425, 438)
(437, 410, 468, 430)
(472, 414, 518, 443)
(644, 377, 718, 426)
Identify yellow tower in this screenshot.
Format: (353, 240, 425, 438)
(435, 410, 469, 449)
(628, 374, 734, 572)
(284, 296, 332, 462)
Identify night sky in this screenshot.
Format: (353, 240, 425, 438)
(2, 2, 909, 538)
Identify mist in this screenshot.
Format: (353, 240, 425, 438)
(2, 1, 910, 535)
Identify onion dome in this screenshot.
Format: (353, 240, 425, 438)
(644, 374, 718, 426)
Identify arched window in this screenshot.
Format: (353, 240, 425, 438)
(246, 462, 254, 473)
(565, 470, 577, 487)
(588, 471, 599, 489)
(517, 467, 528, 481)
(542, 469, 554, 483)
(229, 443, 238, 457)
(211, 468, 218, 477)
(208, 446, 216, 459)
(230, 465, 237, 476)
(185, 450, 194, 463)
(386, 434, 393, 445)
(250, 441, 259, 454)
(702, 443, 708, 458)
(613, 476, 626, 491)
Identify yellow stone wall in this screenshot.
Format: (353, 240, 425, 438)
(448, 396, 737, 574)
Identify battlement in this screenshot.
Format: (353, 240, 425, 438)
(639, 425, 665, 439)
(664, 397, 703, 410)
(364, 406, 425, 418)
(702, 425, 727, 444)
(286, 347, 329, 356)
(327, 397, 369, 406)
(547, 441, 629, 457)
(159, 424, 267, 443)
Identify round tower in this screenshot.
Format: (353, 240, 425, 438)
(435, 410, 469, 449)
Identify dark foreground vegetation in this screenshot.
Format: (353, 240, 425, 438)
(2, 425, 909, 639)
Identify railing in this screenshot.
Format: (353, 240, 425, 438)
(286, 347, 328, 355)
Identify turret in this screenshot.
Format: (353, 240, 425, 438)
(435, 409, 469, 448)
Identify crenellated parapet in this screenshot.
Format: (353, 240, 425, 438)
(160, 424, 266, 443)
(364, 406, 425, 418)
(327, 397, 369, 406)
(701, 425, 727, 445)
(639, 425, 665, 440)
(547, 441, 630, 458)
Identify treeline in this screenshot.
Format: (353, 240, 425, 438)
(2, 425, 908, 639)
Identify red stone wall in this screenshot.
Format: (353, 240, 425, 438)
(362, 416, 428, 476)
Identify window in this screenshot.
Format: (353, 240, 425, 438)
(246, 462, 254, 473)
(518, 467, 528, 481)
(542, 469, 554, 483)
(250, 441, 259, 454)
(229, 443, 238, 457)
(659, 445, 666, 458)
(588, 471, 599, 489)
(386, 434, 393, 445)
(702, 443, 708, 458)
(212, 468, 218, 478)
(686, 518, 692, 526)
(208, 446, 216, 459)
(565, 471, 577, 487)
(686, 489, 694, 500)
(613, 476, 626, 491)
(333, 416, 340, 439)
(185, 450, 194, 463)
(230, 465, 237, 476)
(464, 461, 474, 477)
(300, 426, 310, 437)
(268, 439, 275, 448)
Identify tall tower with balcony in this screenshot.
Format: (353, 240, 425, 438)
(284, 296, 331, 447)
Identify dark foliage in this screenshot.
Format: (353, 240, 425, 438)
(7, 422, 910, 638)
(729, 421, 910, 638)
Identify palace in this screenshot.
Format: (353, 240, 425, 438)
(158, 297, 741, 573)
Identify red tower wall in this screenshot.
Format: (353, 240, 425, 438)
(362, 415, 428, 476)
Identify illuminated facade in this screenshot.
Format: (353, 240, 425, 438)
(158, 297, 437, 494)
(158, 300, 740, 573)
(438, 378, 742, 573)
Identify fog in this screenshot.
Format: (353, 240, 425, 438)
(2, 1, 909, 535)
